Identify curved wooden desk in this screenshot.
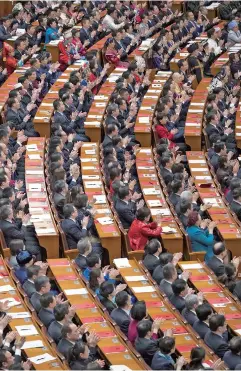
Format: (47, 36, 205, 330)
(25, 138, 59, 258)
(136, 148, 183, 254)
(186, 151, 241, 258)
(185, 77, 211, 151)
(80, 143, 121, 263)
(47, 258, 148, 370)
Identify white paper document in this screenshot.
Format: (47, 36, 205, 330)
(191, 168, 209, 172)
(22, 340, 44, 350)
(10, 312, 31, 319)
(162, 226, 177, 233)
(0, 298, 20, 307)
(0, 285, 15, 292)
(189, 160, 206, 164)
(125, 276, 146, 281)
(64, 288, 88, 295)
(133, 286, 156, 293)
(26, 170, 43, 175)
(97, 217, 113, 225)
(28, 353, 56, 365)
(15, 325, 38, 336)
(180, 263, 203, 269)
(195, 176, 212, 180)
(139, 117, 149, 123)
(26, 144, 38, 151)
(29, 184, 42, 192)
(93, 195, 106, 204)
(151, 208, 171, 216)
(148, 200, 162, 207)
(113, 258, 131, 268)
(143, 188, 160, 195)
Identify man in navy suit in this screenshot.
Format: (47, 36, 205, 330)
(61, 204, 89, 249)
(182, 294, 200, 326)
(204, 314, 229, 359)
(151, 336, 185, 370)
(0, 16, 13, 50)
(111, 291, 131, 336)
(207, 242, 228, 277)
(169, 279, 192, 313)
(223, 337, 241, 369)
(193, 303, 213, 339)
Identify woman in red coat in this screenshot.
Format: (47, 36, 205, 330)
(155, 113, 176, 149)
(128, 207, 162, 251)
(104, 37, 129, 68)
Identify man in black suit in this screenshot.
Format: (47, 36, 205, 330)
(169, 279, 191, 312)
(38, 293, 56, 328)
(160, 156, 174, 185)
(193, 303, 213, 340)
(57, 322, 87, 358)
(79, 17, 96, 46)
(205, 111, 235, 151)
(152, 253, 174, 284)
(231, 187, 241, 221)
(99, 282, 117, 314)
(110, 291, 131, 336)
(159, 263, 178, 298)
(75, 238, 92, 271)
(143, 239, 163, 275)
(0, 16, 13, 50)
(6, 98, 38, 137)
(0, 204, 42, 260)
(135, 320, 160, 366)
(68, 339, 100, 370)
(223, 337, 241, 370)
(115, 186, 140, 229)
(209, 142, 227, 172)
(169, 180, 184, 207)
(61, 204, 89, 249)
(182, 294, 200, 326)
(204, 314, 229, 359)
(22, 265, 41, 297)
(207, 242, 239, 278)
(30, 276, 51, 313)
(48, 304, 75, 344)
(102, 124, 119, 149)
(53, 180, 68, 219)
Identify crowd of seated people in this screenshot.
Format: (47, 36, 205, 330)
(1, 0, 241, 370)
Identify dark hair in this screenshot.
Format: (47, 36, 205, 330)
(106, 124, 117, 135)
(99, 281, 115, 298)
(118, 186, 129, 200)
(188, 347, 205, 370)
(229, 337, 241, 355)
(159, 252, 173, 266)
(171, 278, 186, 295)
(145, 239, 161, 255)
(209, 314, 225, 331)
(136, 319, 152, 338)
(73, 194, 88, 209)
(63, 204, 75, 219)
(136, 207, 150, 221)
(9, 240, 24, 256)
(68, 341, 87, 364)
(26, 265, 40, 279)
(89, 268, 101, 291)
(40, 293, 54, 308)
(54, 303, 69, 321)
(130, 301, 146, 321)
(159, 336, 175, 354)
(213, 242, 225, 256)
(86, 254, 100, 268)
(214, 141, 225, 154)
(16, 250, 32, 266)
(163, 263, 176, 280)
(171, 179, 182, 194)
(34, 276, 49, 292)
(195, 303, 212, 321)
(115, 291, 129, 308)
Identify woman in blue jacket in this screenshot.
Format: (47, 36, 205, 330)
(186, 211, 216, 262)
(45, 18, 62, 44)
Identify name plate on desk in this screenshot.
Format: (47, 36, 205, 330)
(29, 184, 41, 192)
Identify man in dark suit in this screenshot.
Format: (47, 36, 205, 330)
(57, 322, 86, 358)
(143, 239, 163, 274)
(209, 142, 227, 172)
(99, 282, 117, 314)
(169, 180, 184, 207)
(152, 253, 174, 284)
(30, 276, 51, 313)
(231, 187, 241, 221)
(169, 279, 190, 313)
(151, 336, 183, 370)
(38, 293, 56, 328)
(193, 303, 213, 340)
(223, 337, 241, 370)
(48, 303, 74, 344)
(181, 294, 199, 326)
(205, 111, 235, 151)
(160, 155, 174, 185)
(0, 16, 13, 50)
(6, 98, 37, 137)
(207, 242, 228, 277)
(53, 180, 68, 219)
(68, 340, 99, 370)
(135, 320, 160, 367)
(115, 186, 139, 229)
(110, 291, 131, 336)
(159, 263, 177, 298)
(79, 18, 96, 46)
(102, 124, 119, 149)
(22, 265, 41, 297)
(0, 204, 42, 260)
(61, 204, 89, 249)
(75, 238, 92, 271)
(204, 314, 229, 359)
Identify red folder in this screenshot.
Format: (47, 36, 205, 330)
(208, 297, 230, 304)
(177, 344, 195, 353)
(49, 260, 70, 266)
(199, 286, 222, 293)
(145, 301, 164, 308)
(74, 303, 96, 309)
(55, 275, 77, 280)
(101, 345, 126, 353)
(95, 330, 116, 338)
(82, 316, 104, 323)
(101, 225, 117, 233)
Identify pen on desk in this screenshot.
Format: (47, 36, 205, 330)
(35, 357, 45, 362)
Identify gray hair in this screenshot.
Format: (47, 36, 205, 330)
(185, 294, 199, 310)
(180, 191, 193, 203)
(107, 103, 118, 115)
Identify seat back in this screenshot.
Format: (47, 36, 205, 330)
(0, 230, 10, 258)
(183, 230, 205, 262)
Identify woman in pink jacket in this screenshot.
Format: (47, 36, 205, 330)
(128, 207, 162, 251)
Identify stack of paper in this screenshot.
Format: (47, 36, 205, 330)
(113, 258, 131, 268)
